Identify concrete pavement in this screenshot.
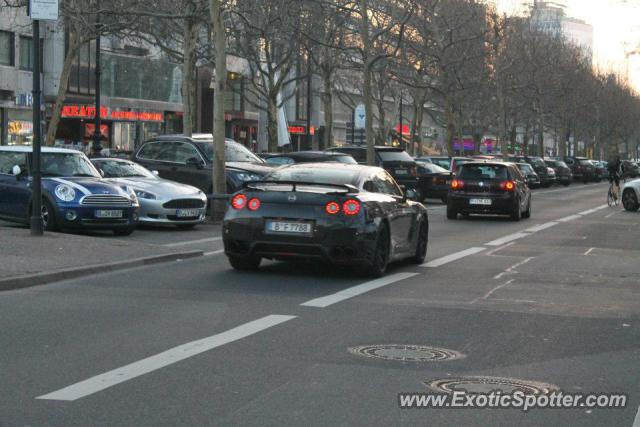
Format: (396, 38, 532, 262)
(1, 182, 639, 426)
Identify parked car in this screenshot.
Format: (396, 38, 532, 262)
(621, 178, 640, 211)
(261, 151, 357, 166)
(426, 156, 473, 175)
(564, 157, 596, 183)
(622, 160, 640, 180)
(222, 163, 429, 277)
(414, 156, 433, 164)
(447, 161, 531, 221)
(91, 158, 208, 229)
(506, 156, 554, 187)
(0, 147, 139, 235)
(416, 161, 453, 202)
(133, 134, 273, 195)
(324, 145, 419, 198)
(515, 162, 540, 188)
(590, 160, 607, 182)
(544, 159, 572, 186)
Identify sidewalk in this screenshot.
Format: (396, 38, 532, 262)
(0, 226, 203, 291)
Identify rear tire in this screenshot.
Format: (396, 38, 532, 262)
(446, 205, 457, 220)
(510, 198, 522, 221)
(228, 255, 261, 271)
(522, 197, 531, 219)
(622, 189, 639, 211)
(364, 224, 390, 277)
(410, 219, 428, 264)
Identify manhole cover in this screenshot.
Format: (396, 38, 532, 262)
(348, 345, 465, 362)
(426, 376, 558, 394)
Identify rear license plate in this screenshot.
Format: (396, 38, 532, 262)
(469, 198, 492, 206)
(95, 209, 123, 218)
(266, 220, 312, 234)
(395, 168, 408, 175)
(177, 209, 200, 217)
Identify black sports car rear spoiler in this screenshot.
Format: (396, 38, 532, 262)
(243, 181, 359, 194)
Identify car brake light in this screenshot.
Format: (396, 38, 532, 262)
(231, 194, 247, 209)
(247, 197, 261, 211)
(500, 181, 515, 191)
(342, 199, 361, 216)
(325, 201, 340, 215)
(451, 179, 464, 189)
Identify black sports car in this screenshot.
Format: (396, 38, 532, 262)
(447, 161, 531, 221)
(223, 163, 429, 277)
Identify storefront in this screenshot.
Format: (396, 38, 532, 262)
(287, 123, 315, 151)
(6, 107, 33, 146)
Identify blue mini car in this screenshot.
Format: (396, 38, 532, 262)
(0, 146, 139, 235)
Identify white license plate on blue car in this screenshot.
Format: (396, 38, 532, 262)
(266, 220, 312, 234)
(95, 209, 123, 218)
(177, 209, 200, 217)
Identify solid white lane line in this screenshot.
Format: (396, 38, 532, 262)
(485, 232, 530, 247)
(584, 247, 595, 256)
(36, 315, 296, 401)
(470, 279, 515, 304)
(485, 242, 516, 256)
(162, 236, 222, 247)
(300, 273, 418, 308)
(579, 205, 608, 216)
(203, 249, 224, 256)
(605, 209, 623, 219)
(632, 405, 640, 427)
(525, 222, 559, 233)
(420, 247, 486, 268)
(557, 214, 582, 222)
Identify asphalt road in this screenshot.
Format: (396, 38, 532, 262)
(1, 182, 639, 426)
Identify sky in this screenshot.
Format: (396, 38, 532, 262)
(494, 0, 640, 91)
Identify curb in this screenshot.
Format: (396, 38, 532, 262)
(0, 250, 204, 292)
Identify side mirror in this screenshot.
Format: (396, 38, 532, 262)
(152, 170, 159, 176)
(186, 157, 204, 169)
(12, 165, 22, 177)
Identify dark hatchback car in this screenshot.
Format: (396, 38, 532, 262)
(133, 135, 272, 194)
(506, 156, 554, 187)
(416, 161, 452, 202)
(261, 151, 357, 166)
(515, 162, 540, 188)
(564, 157, 596, 183)
(447, 162, 531, 221)
(544, 159, 572, 186)
(324, 146, 419, 196)
(426, 156, 473, 175)
(223, 163, 429, 277)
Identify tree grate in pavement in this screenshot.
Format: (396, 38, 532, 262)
(348, 345, 465, 362)
(425, 376, 558, 394)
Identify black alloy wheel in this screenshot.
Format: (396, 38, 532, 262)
(366, 224, 390, 277)
(622, 189, 639, 212)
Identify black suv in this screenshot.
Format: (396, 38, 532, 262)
(564, 157, 595, 183)
(324, 145, 419, 196)
(544, 159, 572, 186)
(506, 156, 554, 187)
(133, 134, 272, 194)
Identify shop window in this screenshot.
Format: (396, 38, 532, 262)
(0, 31, 15, 66)
(19, 36, 43, 71)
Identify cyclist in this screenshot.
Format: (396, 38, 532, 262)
(607, 156, 622, 200)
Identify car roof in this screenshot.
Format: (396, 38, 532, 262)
(91, 157, 131, 163)
(278, 162, 381, 174)
(330, 145, 405, 151)
(460, 161, 513, 167)
(0, 146, 82, 154)
(147, 134, 236, 144)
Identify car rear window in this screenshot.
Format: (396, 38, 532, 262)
(332, 155, 358, 164)
(517, 164, 534, 173)
(266, 167, 360, 186)
(578, 159, 592, 165)
(377, 150, 413, 162)
(528, 158, 545, 167)
(459, 164, 508, 180)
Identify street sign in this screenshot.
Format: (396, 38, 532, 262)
(354, 104, 366, 129)
(346, 122, 366, 145)
(29, 0, 59, 20)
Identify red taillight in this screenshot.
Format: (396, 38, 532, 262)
(342, 199, 361, 216)
(231, 194, 247, 209)
(451, 179, 464, 189)
(500, 181, 515, 191)
(247, 197, 261, 211)
(325, 201, 340, 215)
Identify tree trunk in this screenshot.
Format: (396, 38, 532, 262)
(45, 29, 79, 146)
(536, 100, 545, 157)
(445, 95, 455, 155)
(322, 71, 333, 149)
(267, 98, 279, 152)
(182, 17, 199, 137)
(496, 79, 508, 154)
(359, 0, 375, 166)
(410, 90, 425, 156)
(210, 0, 227, 220)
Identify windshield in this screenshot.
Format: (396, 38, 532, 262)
(517, 164, 534, 173)
(40, 153, 101, 178)
(199, 141, 264, 163)
(377, 150, 414, 162)
(459, 164, 508, 180)
(418, 162, 448, 173)
(266, 167, 360, 186)
(93, 160, 156, 178)
(528, 158, 545, 168)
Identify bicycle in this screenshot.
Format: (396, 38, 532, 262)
(607, 181, 619, 207)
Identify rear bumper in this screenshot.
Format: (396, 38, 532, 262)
(448, 192, 516, 215)
(223, 217, 377, 265)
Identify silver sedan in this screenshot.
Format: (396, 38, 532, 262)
(91, 158, 208, 229)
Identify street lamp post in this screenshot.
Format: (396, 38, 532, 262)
(92, 6, 103, 156)
(30, 18, 43, 235)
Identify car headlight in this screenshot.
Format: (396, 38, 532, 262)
(134, 190, 157, 200)
(233, 171, 262, 182)
(54, 184, 76, 202)
(121, 186, 139, 205)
